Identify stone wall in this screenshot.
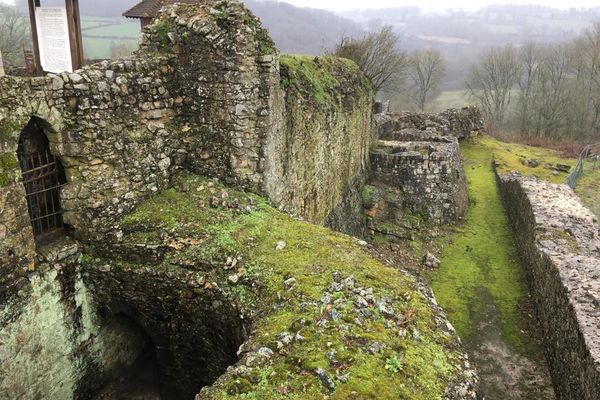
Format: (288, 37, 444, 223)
(376, 106, 483, 141)
(497, 172, 600, 400)
(0, 3, 374, 397)
(0, 0, 372, 309)
(368, 109, 477, 226)
(264, 55, 373, 235)
(0, 239, 148, 400)
(81, 256, 245, 400)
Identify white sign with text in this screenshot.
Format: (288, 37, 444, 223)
(35, 7, 73, 73)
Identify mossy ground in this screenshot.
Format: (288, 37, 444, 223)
(430, 136, 532, 352)
(109, 174, 468, 399)
(482, 135, 599, 220)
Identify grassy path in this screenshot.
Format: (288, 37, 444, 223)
(431, 137, 555, 399)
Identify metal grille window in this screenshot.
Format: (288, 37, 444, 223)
(18, 119, 66, 245)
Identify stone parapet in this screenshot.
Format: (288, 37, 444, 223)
(497, 172, 600, 400)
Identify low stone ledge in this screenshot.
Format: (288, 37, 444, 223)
(496, 171, 600, 400)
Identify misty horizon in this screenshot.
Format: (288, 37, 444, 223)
(1, 0, 600, 12)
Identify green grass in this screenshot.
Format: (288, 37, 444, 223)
(83, 22, 141, 38)
(486, 135, 599, 218)
(83, 38, 138, 59)
(80, 16, 140, 59)
(431, 136, 530, 352)
(106, 174, 468, 399)
(576, 168, 600, 219)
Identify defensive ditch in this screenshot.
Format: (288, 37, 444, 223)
(431, 137, 556, 399)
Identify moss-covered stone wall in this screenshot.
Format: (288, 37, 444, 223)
(85, 174, 479, 399)
(264, 55, 374, 235)
(0, 240, 148, 399)
(0, 2, 377, 396)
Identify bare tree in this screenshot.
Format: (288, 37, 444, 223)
(332, 26, 407, 93)
(0, 5, 30, 66)
(516, 42, 542, 135)
(466, 45, 521, 127)
(574, 23, 600, 138)
(407, 50, 447, 110)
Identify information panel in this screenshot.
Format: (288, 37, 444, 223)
(35, 7, 73, 73)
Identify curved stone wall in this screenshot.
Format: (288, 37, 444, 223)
(497, 172, 600, 399)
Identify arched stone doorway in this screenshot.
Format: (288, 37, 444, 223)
(17, 117, 67, 246)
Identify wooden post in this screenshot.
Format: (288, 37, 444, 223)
(27, 0, 43, 76)
(65, 0, 84, 70)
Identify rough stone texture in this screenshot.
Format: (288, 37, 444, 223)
(0, 0, 372, 310)
(81, 257, 245, 400)
(264, 56, 373, 236)
(370, 131, 469, 225)
(0, 2, 375, 399)
(376, 106, 483, 141)
(0, 239, 149, 400)
(497, 172, 600, 400)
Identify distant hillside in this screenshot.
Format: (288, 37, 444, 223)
(244, 0, 363, 55)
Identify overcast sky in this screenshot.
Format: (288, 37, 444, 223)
(277, 0, 600, 11)
(1, 0, 599, 11)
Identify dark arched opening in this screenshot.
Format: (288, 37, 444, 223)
(17, 117, 67, 246)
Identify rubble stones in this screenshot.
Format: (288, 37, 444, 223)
(423, 252, 441, 268)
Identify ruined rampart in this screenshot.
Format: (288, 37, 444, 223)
(0, 1, 375, 398)
(497, 172, 600, 400)
(367, 109, 481, 226)
(0, 0, 373, 304)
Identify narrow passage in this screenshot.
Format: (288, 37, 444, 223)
(431, 137, 555, 399)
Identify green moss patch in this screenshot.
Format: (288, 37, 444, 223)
(431, 136, 531, 352)
(101, 174, 468, 399)
(280, 55, 371, 108)
(0, 153, 19, 170)
(484, 136, 576, 184)
(576, 168, 600, 219)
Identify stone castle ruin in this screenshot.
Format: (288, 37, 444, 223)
(0, 1, 597, 399)
(0, 2, 477, 399)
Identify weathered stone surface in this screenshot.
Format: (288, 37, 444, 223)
(0, 0, 372, 311)
(264, 56, 373, 236)
(376, 106, 483, 141)
(370, 135, 468, 225)
(497, 172, 600, 400)
(0, 2, 477, 399)
(368, 108, 481, 227)
(0, 239, 148, 400)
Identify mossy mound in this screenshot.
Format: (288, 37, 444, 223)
(89, 174, 476, 399)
